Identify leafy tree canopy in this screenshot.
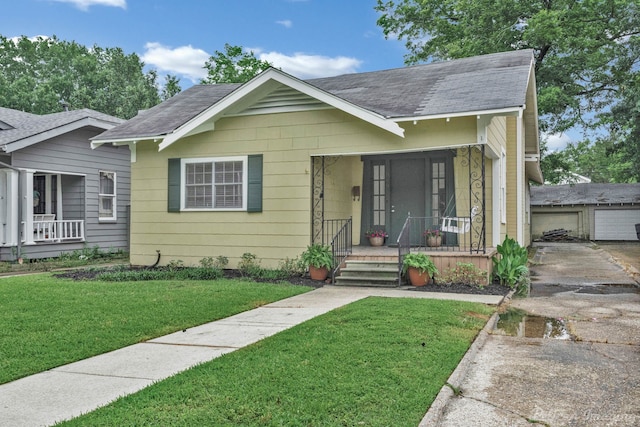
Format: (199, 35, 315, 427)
(201, 44, 272, 84)
(376, 0, 640, 182)
(0, 35, 180, 119)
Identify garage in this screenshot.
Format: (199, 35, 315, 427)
(531, 183, 640, 241)
(594, 209, 640, 240)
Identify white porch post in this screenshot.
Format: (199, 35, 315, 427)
(22, 170, 35, 245)
(516, 111, 524, 245)
(3, 170, 20, 246)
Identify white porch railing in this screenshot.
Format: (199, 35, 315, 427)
(22, 220, 85, 243)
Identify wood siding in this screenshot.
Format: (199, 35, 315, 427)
(130, 110, 480, 268)
(6, 128, 130, 259)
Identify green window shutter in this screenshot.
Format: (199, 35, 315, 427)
(247, 154, 263, 212)
(167, 158, 181, 212)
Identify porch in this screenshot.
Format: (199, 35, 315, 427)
(333, 246, 497, 287)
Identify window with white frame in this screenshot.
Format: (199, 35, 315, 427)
(99, 171, 116, 220)
(182, 157, 247, 210)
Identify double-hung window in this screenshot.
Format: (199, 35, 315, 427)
(99, 171, 116, 221)
(182, 157, 247, 210)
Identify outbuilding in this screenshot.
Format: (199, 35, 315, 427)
(531, 183, 640, 241)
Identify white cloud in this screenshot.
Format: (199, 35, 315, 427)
(141, 43, 362, 83)
(257, 51, 362, 79)
(141, 42, 210, 83)
(276, 20, 293, 28)
(543, 132, 573, 152)
(51, 0, 126, 11)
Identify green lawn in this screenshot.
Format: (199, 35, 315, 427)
(0, 274, 311, 384)
(59, 297, 494, 426)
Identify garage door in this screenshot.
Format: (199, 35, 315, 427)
(532, 212, 580, 238)
(594, 209, 640, 240)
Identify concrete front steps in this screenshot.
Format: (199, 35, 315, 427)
(335, 259, 400, 287)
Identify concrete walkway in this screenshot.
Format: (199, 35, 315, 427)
(0, 286, 502, 426)
(426, 242, 640, 426)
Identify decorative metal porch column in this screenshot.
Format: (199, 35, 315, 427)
(460, 145, 486, 254)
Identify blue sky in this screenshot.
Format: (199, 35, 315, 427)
(1, 0, 573, 150)
(1, 0, 407, 83)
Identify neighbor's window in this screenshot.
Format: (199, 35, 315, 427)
(99, 171, 116, 221)
(182, 157, 247, 210)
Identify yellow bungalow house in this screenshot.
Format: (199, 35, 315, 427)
(92, 50, 543, 284)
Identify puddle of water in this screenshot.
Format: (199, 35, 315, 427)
(495, 308, 574, 340)
(576, 285, 639, 295)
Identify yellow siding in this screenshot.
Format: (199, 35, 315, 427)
(130, 109, 479, 267)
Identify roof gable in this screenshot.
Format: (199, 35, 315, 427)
(156, 68, 405, 150)
(0, 107, 123, 153)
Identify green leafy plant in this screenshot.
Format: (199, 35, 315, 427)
(214, 255, 229, 269)
(300, 244, 333, 269)
(492, 236, 529, 289)
(278, 256, 306, 277)
(238, 253, 261, 277)
(402, 252, 438, 276)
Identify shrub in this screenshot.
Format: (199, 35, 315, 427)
(278, 256, 306, 277)
(439, 262, 487, 287)
(238, 253, 261, 277)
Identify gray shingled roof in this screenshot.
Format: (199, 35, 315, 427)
(531, 183, 640, 206)
(94, 49, 534, 142)
(0, 107, 123, 150)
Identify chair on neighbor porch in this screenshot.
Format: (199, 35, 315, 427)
(441, 206, 479, 234)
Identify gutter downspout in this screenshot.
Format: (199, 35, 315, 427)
(0, 160, 24, 260)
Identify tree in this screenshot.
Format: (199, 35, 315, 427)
(376, 0, 640, 182)
(0, 35, 169, 119)
(201, 44, 272, 84)
(161, 74, 182, 100)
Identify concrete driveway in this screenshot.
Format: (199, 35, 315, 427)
(428, 242, 640, 426)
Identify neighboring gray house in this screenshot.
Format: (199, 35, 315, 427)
(0, 107, 130, 260)
(531, 183, 640, 241)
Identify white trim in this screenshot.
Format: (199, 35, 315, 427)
(180, 156, 248, 211)
(516, 111, 524, 244)
(158, 68, 404, 151)
(3, 117, 120, 153)
(393, 107, 522, 123)
(98, 170, 117, 222)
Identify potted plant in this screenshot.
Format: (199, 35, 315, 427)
(300, 244, 334, 281)
(424, 227, 442, 247)
(402, 252, 438, 286)
(365, 229, 388, 246)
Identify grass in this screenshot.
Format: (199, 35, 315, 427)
(0, 274, 311, 384)
(59, 297, 494, 426)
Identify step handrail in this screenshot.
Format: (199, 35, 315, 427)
(329, 217, 352, 283)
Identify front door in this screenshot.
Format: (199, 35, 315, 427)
(362, 152, 454, 246)
(389, 158, 425, 243)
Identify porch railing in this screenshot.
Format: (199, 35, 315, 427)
(396, 213, 484, 285)
(326, 218, 352, 283)
(22, 220, 85, 243)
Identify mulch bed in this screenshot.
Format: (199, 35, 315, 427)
(55, 267, 509, 295)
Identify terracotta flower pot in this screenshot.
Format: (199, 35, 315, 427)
(407, 266, 431, 286)
(309, 265, 329, 281)
(426, 235, 442, 247)
(369, 236, 384, 247)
